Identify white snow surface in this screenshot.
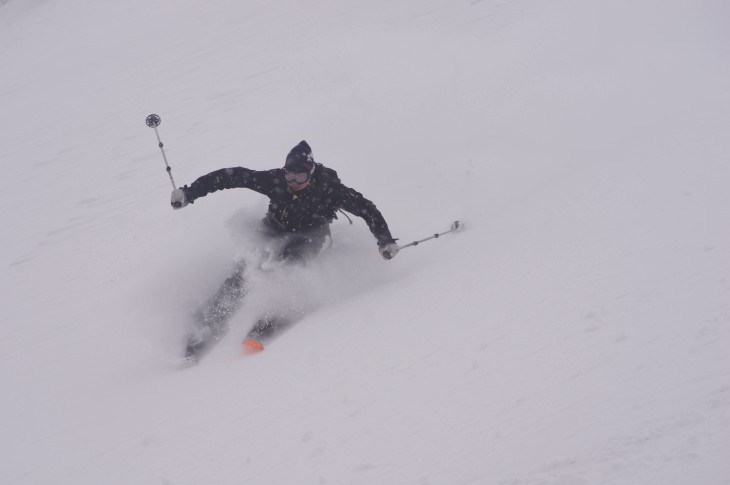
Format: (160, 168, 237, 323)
(2, 1, 730, 484)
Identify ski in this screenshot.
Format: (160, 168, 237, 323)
(242, 338, 265, 354)
(240, 315, 292, 355)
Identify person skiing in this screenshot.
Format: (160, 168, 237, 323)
(171, 140, 399, 360)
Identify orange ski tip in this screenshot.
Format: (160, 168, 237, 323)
(242, 339, 264, 353)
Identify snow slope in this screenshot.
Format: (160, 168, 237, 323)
(1, 0, 729, 484)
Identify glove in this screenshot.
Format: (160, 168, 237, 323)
(171, 188, 188, 209)
(378, 241, 400, 260)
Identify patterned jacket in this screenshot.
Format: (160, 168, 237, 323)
(183, 163, 394, 245)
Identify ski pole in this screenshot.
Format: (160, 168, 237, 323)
(145, 113, 177, 190)
(398, 220, 463, 250)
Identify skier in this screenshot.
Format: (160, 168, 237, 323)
(171, 140, 399, 360)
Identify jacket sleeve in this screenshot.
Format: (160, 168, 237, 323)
(337, 184, 395, 245)
(182, 167, 275, 203)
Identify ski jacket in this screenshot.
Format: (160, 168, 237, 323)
(183, 163, 395, 245)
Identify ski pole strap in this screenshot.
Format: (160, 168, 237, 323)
(398, 221, 462, 250)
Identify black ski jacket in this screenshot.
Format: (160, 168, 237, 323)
(182, 163, 394, 245)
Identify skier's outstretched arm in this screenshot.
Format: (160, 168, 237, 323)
(338, 185, 399, 260)
(171, 168, 275, 208)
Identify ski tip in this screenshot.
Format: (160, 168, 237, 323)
(242, 339, 264, 355)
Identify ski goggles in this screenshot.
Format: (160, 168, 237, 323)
(284, 169, 311, 184)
